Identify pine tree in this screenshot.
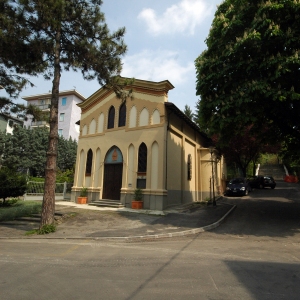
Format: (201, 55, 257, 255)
(183, 104, 195, 121)
(3, 0, 129, 226)
(0, 0, 45, 116)
(57, 136, 77, 172)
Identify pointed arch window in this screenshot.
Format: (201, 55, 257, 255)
(85, 149, 93, 176)
(137, 143, 147, 188)
(118, 103, 126, 127)
(107, 106, 115, 129)
(138, 143, 147, 173)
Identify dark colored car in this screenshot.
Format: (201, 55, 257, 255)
(225, 178, 251, 196)
(249, 175, 276, 189)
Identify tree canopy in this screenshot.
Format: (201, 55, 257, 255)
(183, 104, 195, 121)
(0, 126, 77, 177)
(195, 0, 300, 152)
(0, 0, 43, 97)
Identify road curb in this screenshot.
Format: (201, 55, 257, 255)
(0, 204, 236, 241)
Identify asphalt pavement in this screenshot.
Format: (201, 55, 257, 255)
(0, 199, 235, 240)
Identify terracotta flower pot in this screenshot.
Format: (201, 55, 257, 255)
(131, 200, 143, 209)
(77, 196, 87, 204)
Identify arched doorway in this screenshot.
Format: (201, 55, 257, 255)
(102, 146, 123, 200)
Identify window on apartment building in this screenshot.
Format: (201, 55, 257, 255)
(58, 129, 63, 136)
(59, 113, 65, 121)
(39, 99, 50, 109)
(62, 97, 67, 106)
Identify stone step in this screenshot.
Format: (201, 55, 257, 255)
(258, 164, 285, 180)
(10, 212, 66, 224)
(89, 199, 124, 208)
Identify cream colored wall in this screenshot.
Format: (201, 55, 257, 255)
(199, 149, 213, 201)
(79, 90, 166, 132)
(73, 91, 167, 200)
(167, 131, 182, 191)
(184, 139, 196, 191)
(166, 112, 224, 203)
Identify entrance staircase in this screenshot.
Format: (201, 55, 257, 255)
(89, 199, 124, 208)
(258, 163, 285, 181)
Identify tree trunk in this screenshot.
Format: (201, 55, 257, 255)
(40, 31, 61, 227)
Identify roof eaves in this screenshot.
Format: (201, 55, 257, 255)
(165, 102, 211, 143)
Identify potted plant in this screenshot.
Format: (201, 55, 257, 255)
(77, 187, 88, 204)
(131, 187, 143, 209)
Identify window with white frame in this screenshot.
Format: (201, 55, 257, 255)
(58, 129, 63, 136)
(61, 97, 67, 106)
(59, 113, 65, 121)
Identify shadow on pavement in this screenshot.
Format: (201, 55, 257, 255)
(214, 181, 300, 239)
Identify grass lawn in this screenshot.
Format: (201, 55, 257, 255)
(0, 200, 42, 222)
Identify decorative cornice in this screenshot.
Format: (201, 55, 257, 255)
(79, 77, 175, 113)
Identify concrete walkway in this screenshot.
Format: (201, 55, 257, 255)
(0, 200, 236, 240)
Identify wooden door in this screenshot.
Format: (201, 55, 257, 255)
(102, 163, 123, 200)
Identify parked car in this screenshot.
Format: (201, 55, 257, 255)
(249, 175, 276, 189)
(225, 178, 252, 196)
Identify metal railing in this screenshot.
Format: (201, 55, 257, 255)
(25, 181, 73, 200)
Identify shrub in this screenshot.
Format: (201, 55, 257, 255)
(0, 167, 27, 205)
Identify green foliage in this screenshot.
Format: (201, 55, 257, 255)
(38, 224, 56, 235)
(1, 127, 77, 177)
(56, 169, 74, 183)
(26, 224, 56, 235)
(195, 0, 300, 156)
(29, 177, 45, 182)
(0, 167, 27, 203)
(133, 188, 143, 201)
(183, 104, 195, 121)
(0, 197, 19, 207)
(80, 187, 88, 197)
(0, 0, 46, 116)
(57, 137, 77, 172)
(0, 200, 42, 222)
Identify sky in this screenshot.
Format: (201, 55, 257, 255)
(8, 0, 222, 112)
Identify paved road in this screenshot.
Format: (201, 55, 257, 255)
(1, 181, 300, 300)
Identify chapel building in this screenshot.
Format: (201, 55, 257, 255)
(71, 78, 226, 210)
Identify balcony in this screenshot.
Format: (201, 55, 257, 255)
(31, 121, 50, 128)
(37, 104, 50, 111)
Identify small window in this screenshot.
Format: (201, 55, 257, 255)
(62, 97, 67, 106)
(59, 113, 65, 121)
(107, 106, 115, 129)
(58, 129, 63, 136)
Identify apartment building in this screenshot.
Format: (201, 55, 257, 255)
(23, 90, 85, 140)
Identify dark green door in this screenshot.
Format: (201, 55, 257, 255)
(102, 163, 123, 200)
